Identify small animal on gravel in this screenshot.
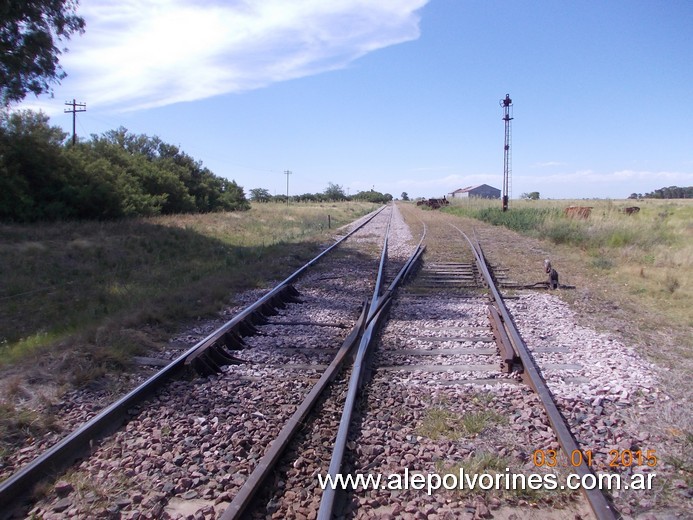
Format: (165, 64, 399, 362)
(544, 259, 559, 289)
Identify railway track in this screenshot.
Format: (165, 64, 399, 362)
(1, 204, 413, 518)
(3, 203, 661, 519)
(222, 220, 619, 519)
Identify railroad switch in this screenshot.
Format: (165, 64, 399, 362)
(488, 304, 522, 374)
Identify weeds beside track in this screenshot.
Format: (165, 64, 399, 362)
(0, 202, 378, 469)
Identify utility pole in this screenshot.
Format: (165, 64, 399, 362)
(64, 99, 86, 145)
(284, 170, 292, 206)
(500, 94, 513, 211)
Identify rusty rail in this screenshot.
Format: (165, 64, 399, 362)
(487, 304, 518, 373)
(220, 303, 370, 519)
(0, 205, 388, 519)
(317, 225, 426, 519)
(220, 216, 426, 519)
(453, 225, 619, 520)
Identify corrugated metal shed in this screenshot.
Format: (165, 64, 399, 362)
(448, 184, 501, 199)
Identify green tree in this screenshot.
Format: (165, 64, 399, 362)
(0, 1, 85, 106)
(295, 192, 318, 202)
(520, 191, 540, 200)
(353, 190, 392, 203)
(323, 182, 346, 201)
(0, 109, 71, 220)
(249, 188, 271, 202)
(217, 178, 250, 211)
(400, 192, 410, 201)
(85, 127, 249, 213)
(0, 113, 250, 221)
(644, 186, 693, 199)
(62, 150, 132, 219)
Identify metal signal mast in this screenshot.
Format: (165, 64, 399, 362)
(500, 94, 513, 211)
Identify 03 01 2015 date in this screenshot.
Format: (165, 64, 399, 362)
(533, 449, 657, 468)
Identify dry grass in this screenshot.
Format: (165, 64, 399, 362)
(443, 198, 692, 337)
(0, 202, 377, 457)
(399, 200, 692, 515)
(0, 201, 376, 371)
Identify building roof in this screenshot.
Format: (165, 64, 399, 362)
(449, 184, 499, 194)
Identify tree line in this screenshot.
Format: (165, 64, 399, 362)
(2, 3, 250, 222)
(628, 186, 692, 199)
(1, 1, 85, 107)
(2, 4, 394, 221)
(249, 183, 393, 204)
(0, 110, 250, 222)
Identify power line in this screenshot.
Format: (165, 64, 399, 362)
(284, 170, 292, 206)
(64, 99, 86, 145)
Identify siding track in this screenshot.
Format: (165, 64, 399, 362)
(4, 204, 657, 519)
(1, 205, 405, 518)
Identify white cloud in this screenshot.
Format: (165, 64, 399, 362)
(40, 0, 429, 112)
(514, 169, 693, 199)
(531, 161, 566, 168)
(348, 169, 693, 200)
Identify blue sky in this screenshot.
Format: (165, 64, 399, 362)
(21, 0, 693, 199)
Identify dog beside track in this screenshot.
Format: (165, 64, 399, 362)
(544, 259, 559, 289)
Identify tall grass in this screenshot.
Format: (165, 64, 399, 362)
(0, 202, 378, 374)
(466, 206, 561, 234)
(443, 197, 692, 328)
(444, 199, 678, 251)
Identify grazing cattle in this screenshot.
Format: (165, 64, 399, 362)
(564, 206, 593, 219)
(417, 197, 450, 209)
(623, 206, 640, 215)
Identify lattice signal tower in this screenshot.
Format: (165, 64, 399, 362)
(500, 94, 513, 211)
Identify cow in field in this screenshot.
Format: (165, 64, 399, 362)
(623, 206, 640, 215)
(564, 206, 593, 219)
(417, 197, 450, 209)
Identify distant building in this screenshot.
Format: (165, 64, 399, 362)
(448, 184, 501, 199)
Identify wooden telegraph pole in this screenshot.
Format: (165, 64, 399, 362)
(284, 170, 292, 206)
(64, 99, 86, 145)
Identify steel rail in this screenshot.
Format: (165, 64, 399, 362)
(318, 225, 427, 519)
(316, 215, 394, 520)
(487, 304, 518, 373)
(219, 302, 370, 519)
(369, 209, 392, 310)
(185, 205, 389, 368)
(453, 225, 619, 520)
(0, 205, 388, 518)
(221, 209, 410, 519)
(362, 219, 428, 330)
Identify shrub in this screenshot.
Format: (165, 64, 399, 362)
(543, 220, 587, 246)
(0, 112, 250, 221)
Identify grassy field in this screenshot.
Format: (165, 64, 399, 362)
(402, 200, 692, 511)
(0, 201, 378, 381)
(444, 198, 693, 334)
